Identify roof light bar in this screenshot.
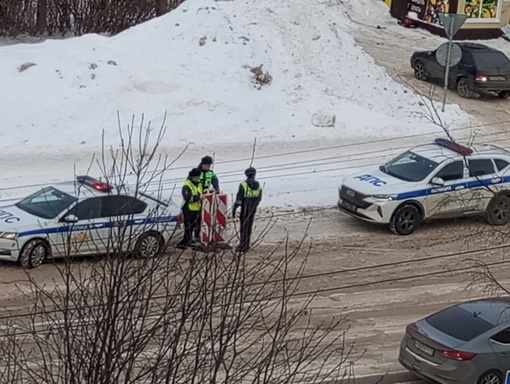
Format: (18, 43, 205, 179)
(434, 138, 473, 156)
(76, 175, 112, 193)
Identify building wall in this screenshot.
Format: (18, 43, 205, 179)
(455, 0, 510, 29)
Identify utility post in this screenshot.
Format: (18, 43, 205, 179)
(437, 12, 468, 112)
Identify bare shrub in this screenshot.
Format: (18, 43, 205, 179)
(0, 114, 354, 384)
(0, 0, 187, 37)
(245, 64, 273, 89)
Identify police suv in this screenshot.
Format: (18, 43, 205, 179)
(0, 176, 180, 268)
(338, 139, 510, 235)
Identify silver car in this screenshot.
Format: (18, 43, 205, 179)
(399, 298, 510, 384)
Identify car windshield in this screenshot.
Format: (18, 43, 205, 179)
(426, 305, 494, 342)
(381, 151, 439, 182)
(15, 187, 78, 219)
(472, 51, 510, 69)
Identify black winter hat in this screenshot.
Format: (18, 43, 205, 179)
(201, 156, 213, 165)
(188, 168, 201, 178)
(245, 167, 256, 177)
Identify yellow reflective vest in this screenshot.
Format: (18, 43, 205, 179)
(181, 179, 203, 211)
(241, 181, 261, 198)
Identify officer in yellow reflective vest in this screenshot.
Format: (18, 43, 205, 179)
(232, 167, 262, 252)
(177, 168, 204, 249)
(198, 156, 220, 193)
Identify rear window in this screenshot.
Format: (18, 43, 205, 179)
(426, 305, 494, 342)
(472, 51, 510, 69)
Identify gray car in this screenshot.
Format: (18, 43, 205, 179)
(399, 298, 510, 384)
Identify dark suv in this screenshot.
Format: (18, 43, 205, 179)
(411, 43, 510, 99)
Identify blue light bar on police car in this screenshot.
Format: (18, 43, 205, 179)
(434, 138, 473, 156)
(76, 175, 112, 193)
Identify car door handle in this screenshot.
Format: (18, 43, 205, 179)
(455, 186, 465, 190)
(492, 178, 501, 183)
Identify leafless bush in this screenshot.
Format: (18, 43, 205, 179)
(0, 114, 354, 384)
(0, 0, 186, 37)
(246, 64, 273, 89)
(404, 81, 510, 296)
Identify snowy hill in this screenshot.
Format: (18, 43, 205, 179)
(0, 0, 471, 207)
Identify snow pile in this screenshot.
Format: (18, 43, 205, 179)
(340, 0, 395, 25)
(0, 0, 468, 154)
(0, 0, 472, 208)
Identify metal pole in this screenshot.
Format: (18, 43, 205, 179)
(441, 20, 454, 112)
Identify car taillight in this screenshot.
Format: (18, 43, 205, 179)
(476, 75, 488, 82)
(440, 350, 476, 361)
(405, 324, 415, 336)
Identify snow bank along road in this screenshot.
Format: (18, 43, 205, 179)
(0, 209, 509, 382)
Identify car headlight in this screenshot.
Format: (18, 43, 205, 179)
(369, 195, 396, 201)
(0, 232, 18, 240)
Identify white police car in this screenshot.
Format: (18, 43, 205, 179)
(0, 176, 180, 268)
(338, 138, 510, 235)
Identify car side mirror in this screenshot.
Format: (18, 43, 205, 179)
(62, 214, 79, 223)
(431, 177, 445, 186)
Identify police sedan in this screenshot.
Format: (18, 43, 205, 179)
(338, 138, 510, 235)
(0, 176, 180, 268)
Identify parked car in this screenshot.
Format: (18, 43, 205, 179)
(0, 175, 180, 268)
(411, 42, 510, 99)
(399, 298, 510, 384)
(338, 138, 510, 235)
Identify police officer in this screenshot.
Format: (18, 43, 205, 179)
(177, 168, 204, 249)
(232, 167, 262, 252)
(198, 156, 220, 193)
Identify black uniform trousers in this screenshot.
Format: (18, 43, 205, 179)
(178, 208, 201, 246)
(239, 211, 256, 251)
(239, 199, 258, 251)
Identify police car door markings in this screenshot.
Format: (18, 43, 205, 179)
(396, 178, 504, 201)
(17, 215, 179, 238)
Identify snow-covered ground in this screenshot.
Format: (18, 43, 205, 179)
(0, 0, 473, 208)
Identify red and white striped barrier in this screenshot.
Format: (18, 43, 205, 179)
(200, 192, 228, 245)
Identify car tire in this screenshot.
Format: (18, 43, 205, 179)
(390, 204, 421, 236)
(487, 195, 510, 226)
(19, 239, 49, 269)
(133, 232, 164, 258)
(477, 370, 503, 384)
(457, 78, 474, 98)
(498, 91, 510, 99)
(413, 61, 427, 81)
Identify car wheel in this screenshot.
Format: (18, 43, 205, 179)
(498, 91, 510, 99)
(390, 204, 421, 236)
(457, 78, 473, 98)
(477, 370, 503, 384)
(134, 232, 164, 258)
(413, 61, 427, 81)
(19, 239, 49, 269)
(487, 195, 510, 226)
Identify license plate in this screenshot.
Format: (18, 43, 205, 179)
(341, 200, 357, 212)
(490, 76, 506, 81)
(415, 340, 434, 356)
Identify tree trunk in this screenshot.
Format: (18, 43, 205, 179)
(36, 0, 48, 34)
(155, 0, 166, 16)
